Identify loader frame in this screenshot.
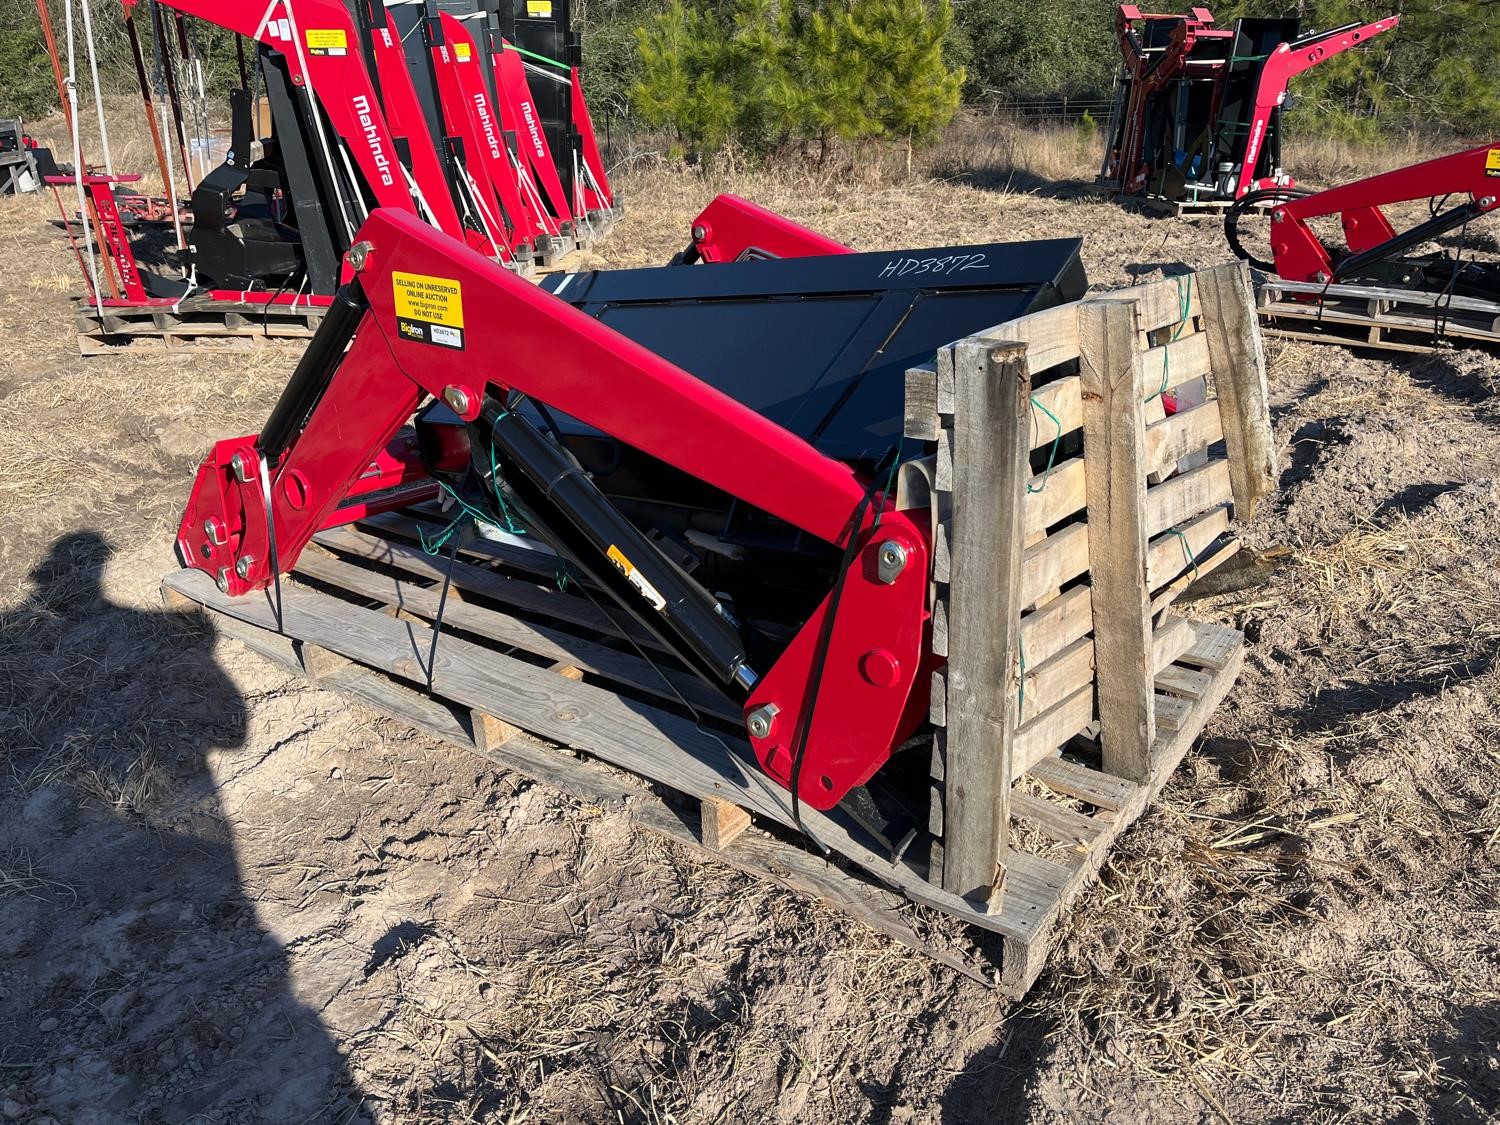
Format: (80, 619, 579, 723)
(164, 202, 1276, 991)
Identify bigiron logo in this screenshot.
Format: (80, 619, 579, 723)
(472, 95, 502, 160)
(353, 94, 395, 187)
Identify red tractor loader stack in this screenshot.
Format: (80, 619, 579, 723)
(163, 194, 1279, 993)
(56, 0, 616, 354)
(1226, 143, 1500, 352)
(1098, 4, 1396, 215)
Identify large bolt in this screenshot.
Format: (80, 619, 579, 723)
(691, 224, 707, 242)
(876, 539, 909, 584)
(346, 240, 374, 271)
(235, 555, 255, 579)
(1481, 197, 1497, 209)
(203, 517, 228, 546)
(230, 451, 254, 483)
(746, 702, 779, 740)
(443, 385, 472, 415)
(216, 568, 231, 594)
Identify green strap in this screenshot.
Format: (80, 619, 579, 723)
(501, 41, 569, 70)
(1166, 527, 1200, 579)
(1145, 273, 1194, 405)
(1027, 395, 1064, 494)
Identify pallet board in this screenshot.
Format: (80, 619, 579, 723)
(1117, 193, 1273, 219)
(76, 298, 328, 356)
(1257, 277, 1500, 353)
(159, 259, 1274, 997)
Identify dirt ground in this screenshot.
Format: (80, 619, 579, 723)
(1, 153, 1498, 1124)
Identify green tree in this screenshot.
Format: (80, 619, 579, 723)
(632, 0, 963, 162)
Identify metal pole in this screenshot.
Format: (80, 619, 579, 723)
(124, 10, 183, 249)
(35, 0, 74, 147)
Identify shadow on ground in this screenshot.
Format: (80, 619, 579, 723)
(934, 1005, 1057, 1124)
(0, 531, 366, 1122)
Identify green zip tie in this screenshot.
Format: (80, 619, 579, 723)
(1145, 273, 1194, 405)
(872, 438, 904, 528)
(501, 41, 569, 70)
(1027, 395, 1064, 494)
(1017, 633, 1027, 713)
(1166, 527, 1200, 579)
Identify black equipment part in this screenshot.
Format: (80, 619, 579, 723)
(257, 280, 369, 462)
(498, 0, 575, 214)
(541, 237, 1087, 463)
(257, 53, 345, 293)
(474, 396, 755, 692)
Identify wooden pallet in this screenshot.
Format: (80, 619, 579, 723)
(902, 260, 1275, 991)
(76, 298, 327, 356)
(1257, 277, 1500, 353)
(1119, 194, 1272, 219)
(159, 261, 1275, 996)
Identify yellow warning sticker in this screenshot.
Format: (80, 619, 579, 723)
(607, 545, 667, 611)
(393, 271, 464, 349)
(304, 28, 347, 55)
(454, 41, 472, 61)
(1486, 148, 1500, 178)
(526, 0, 553, 16)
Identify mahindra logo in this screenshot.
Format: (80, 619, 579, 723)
(521, 102, 545, 158)
(352, 94, 395, 188)
(472, 94, 502, 160)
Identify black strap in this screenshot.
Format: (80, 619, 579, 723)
(424, 532, 463, 691)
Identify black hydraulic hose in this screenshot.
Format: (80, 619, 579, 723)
(1224, 186, 1315, 274)
(255, 280, 368, 462)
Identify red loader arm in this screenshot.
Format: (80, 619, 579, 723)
(683, 194, 851, 263)
(177, 207, 930, 812)
(1233, 15, 1398, 198)
(1260, 143, 1500, 283)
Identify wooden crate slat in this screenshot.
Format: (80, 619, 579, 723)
(1020, 522, 1089, 607)
(1199, 263, 1278, 518)
(1027, 756, 1138, 812)
(1176, 622, 1242, 671)
(1154, 693, 1194, 732)
(938, 339, 1031, 903)
(1145, 505, 1230, 590)
(1023, 456, 1087, 537)
(1151, 613, 1196, 674)
(1144, 399, 1226, 479)
(294, 547, 741, 722)
(1010, 791, 1109, 850)
(1155, 664, 1217, 701)
(1020, 585, 1093, 669)
(904, 362, 940, 439)
(1019, 637, 1095, 725)
(1145, 458, 1233, 538)
(1136, 330, 1212, 400)
(1028, 375, 1083, 449)
(1078, 295, 1156, 783)
(1014, 684, 1095, 776)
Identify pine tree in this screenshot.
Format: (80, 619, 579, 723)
(632, 0, 963, 163)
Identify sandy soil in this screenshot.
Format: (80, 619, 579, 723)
(1, 160, 1497, 1124)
